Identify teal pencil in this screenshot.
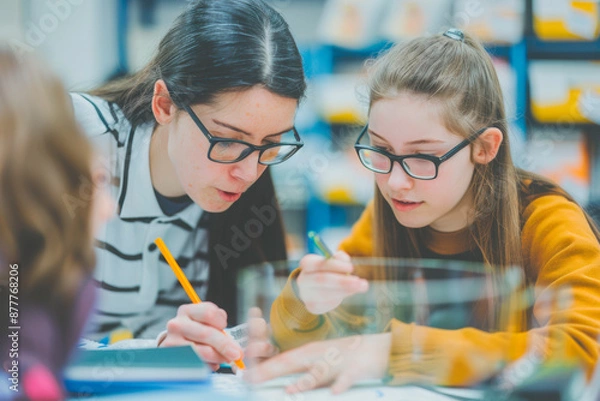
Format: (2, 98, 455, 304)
(308, 231, 333, 258)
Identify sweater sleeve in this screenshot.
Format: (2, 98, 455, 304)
(386, 194, 600, 386)
(270, 202, 376, 351)
(338, 201, 375, 257)
(270, 268, 333, 350)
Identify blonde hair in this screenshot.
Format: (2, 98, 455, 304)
(0, 49, 95, 306)
(367, 31, 599, 272)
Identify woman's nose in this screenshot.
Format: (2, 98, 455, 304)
(230, 151, 262, 183)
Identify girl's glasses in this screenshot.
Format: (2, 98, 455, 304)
(354, 125, 488, 180)
(182, 104, 304, 165)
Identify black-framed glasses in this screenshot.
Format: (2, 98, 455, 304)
(354, 125, 488, 180)
(182, 104, 304, 165)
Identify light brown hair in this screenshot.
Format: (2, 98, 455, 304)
(366, 31, 600, 271)
(0, 49, 95, 306)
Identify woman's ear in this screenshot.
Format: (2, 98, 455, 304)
(151, 79, 177, 125)
(472, 127, 503, 164)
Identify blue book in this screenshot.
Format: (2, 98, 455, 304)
(64, 345, 211, 395)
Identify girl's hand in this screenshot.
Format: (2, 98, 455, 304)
(243, 307, 279, 367)
(246, 333, 391, 394)
(160, 302, 243, 371)
(296, 251, 369, 315)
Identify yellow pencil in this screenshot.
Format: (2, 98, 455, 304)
(154, 237, 245, 370)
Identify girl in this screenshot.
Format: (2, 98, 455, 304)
(0, 49, 114, 400)
(248, 29, 600, 393)
(72, 0, 305, 369)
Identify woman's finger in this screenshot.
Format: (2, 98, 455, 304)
(244, 341, 278, 359)
(177, 302, 228, 328)
(247, 306, 263, 320)
(192, 343, 231, 366)
(247, 311, 269, 341)
(160, 336, 221, 371)
(166, 318, 243, 362)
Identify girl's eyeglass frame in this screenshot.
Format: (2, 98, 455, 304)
(354, 125, 489, 180)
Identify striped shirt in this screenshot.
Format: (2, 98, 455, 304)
(71, 93, 210, 339)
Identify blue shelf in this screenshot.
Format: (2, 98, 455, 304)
(301, 42, 394, 76)
(510, 41, 528, 137)
(329, 41, 395, 60)
(527, 37, 600, 59)
(485, 44, 513, 59)
(527, 121, 600, 131)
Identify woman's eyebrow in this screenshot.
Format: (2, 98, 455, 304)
(213, 119, 292, 138)
(368, 128, 445, 146)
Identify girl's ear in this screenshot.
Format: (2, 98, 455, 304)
(151, 79, 177, 125)
(472, 127, 503, 164)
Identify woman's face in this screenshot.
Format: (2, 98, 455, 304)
(369, 93, 476, 232)
(167, 86, 298, 213)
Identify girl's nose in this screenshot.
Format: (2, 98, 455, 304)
(387, 161, 414, 191)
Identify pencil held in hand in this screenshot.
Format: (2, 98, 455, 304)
(154, 237, 246, 370)
(308, 231, 333, 258)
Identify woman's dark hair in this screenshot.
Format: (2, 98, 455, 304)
(206, 169, 287, 323)
(92, 0, 306, 126)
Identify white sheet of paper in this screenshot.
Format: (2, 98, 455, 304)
(211, 373, 484, 401)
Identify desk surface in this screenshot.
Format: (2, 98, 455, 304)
(68, 374, 484, 401)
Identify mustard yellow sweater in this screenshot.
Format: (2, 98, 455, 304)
(270, 189, 600, 386)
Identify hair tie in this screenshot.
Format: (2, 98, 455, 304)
(443, 28, 465, 42)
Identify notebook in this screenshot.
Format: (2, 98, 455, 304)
(64, 345, 211, 395)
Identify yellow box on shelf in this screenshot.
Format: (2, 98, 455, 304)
(533, 0, 600, 41)
(314, 74, 368, 125)
(325, 111, 365, 125)
(312, 151, 374, 206)
(529, 61, 600, 123)
(323, 187, 360, 205)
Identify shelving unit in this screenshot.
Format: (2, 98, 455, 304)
(523, 0, 600, 209)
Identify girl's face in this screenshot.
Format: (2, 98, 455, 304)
(369, 93, 476, 232)
(167, 87, 298, 213)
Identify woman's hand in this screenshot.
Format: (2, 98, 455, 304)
(160, 302, 243, 371)
(243, 307, 279, 367)
(297, 251, 369, 315)
(246, 333, 392, 394)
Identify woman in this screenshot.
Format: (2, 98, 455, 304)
(73, 0, 306, 369)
